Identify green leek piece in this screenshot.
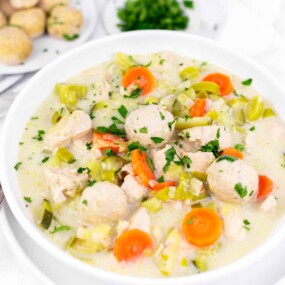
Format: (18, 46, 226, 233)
(115, 52, 135, 71)
(183, 88, 197, 100)
(204, 110, 218, 120)
(172, 93, 192, 117)
(165, 164, 182, 181)
(85, 160, 102, 181)
(190, 172, 207, 182)
(151, 187, 170, 202)
(227, 97, 249, 107)
(176, 117, 212, 130)
(234, 125, 246, 133)
(263, 108, 276, 118)
(180, 66, 200, 81)
(102, 156, 125, 172)
(92, 101, 109, 111)
(59, 90, 77, 106)
(246, 96, 264, 121)
(142, 197, 163, 214)
(193, 257, 208, 272)
(47, 155, 62, 167)
(144, 97, 159, 104)
(69, 238, 104, 253)
(101, 170, 115, 183)
(191, 82, 220, 96)
(41, 199, 53, 230)
(56, 83, 87, 99)
(204, 201, 217, 211)
(55, 148, 74, 164)
(233, 107, 246, 126)
(51, 111, 62, 124)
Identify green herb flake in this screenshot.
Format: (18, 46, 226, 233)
(234, 183, 248, 198)
(151, 137, 164, 144)
(87, 180, 96, 187)
(163, 147, 177, 173)
(51, 225, 71, 234)
(200, 139, 220, 158)
(139, 127, 148, 133)
(242, 78, 253, 86)
(187, 217, 195, 225)
(14, 162, 22, 170)
(31, 116, 39, 120)
(159, 59, 165, 65)
(168, 118, 177, 130)
(41, 157, 50, 163)
(24, 196, 32, 203)
(157, 175, 164, 183)
(118, 105, 128, 118)
(104, 148, 116, 157)
(249, 126, 255, 131)
(243, 219, 250, 225)
(112, 116, 124, 124)
(128, 141, 147, 152)
(97, 126, 108, 134)
(77, 167, 91, 174)
(184, 0, 194, 9)
(234, 144, 244, 151)
(159, 111, 165, 120)
(82, 199, 88, 206)
(146, 157, 155, 172)
(32, 130, 45, 141)
(86, 142, 92, 150)
(216, 155, 238, 163)
(19, 142, 24, 145)
(89, 112, 95, 120)
(181, 155, 191, 168)
(124, 87, 143, 99)
(63, 34, 79, 41)
(216, 128, 221, 139)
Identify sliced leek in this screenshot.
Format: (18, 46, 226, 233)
(180, 66, 200, 81)
(142, 197, 163, 213)
(40, 199, 53, 230)
(191, 82, 220, 96)
(246, 96, 264, 121)
(55, 148, 74, 164)
(176, 117, 212, 130)
(263, 108, 276, 118)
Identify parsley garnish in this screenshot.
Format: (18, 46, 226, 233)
(163, 147, 177, 173)
(89, 112, 95, 120)
(181, 155, 191, 168)
(159, 111, 165, 120)
(86, 142, 92, 150)
(87, 180, 96, 187)
(24, 197, 32, 203)
(77, 167, 91, 174)
(187, 217, 194, 224)
(104, 148, 116, 156)
(31, 116, 39, 120)
(151, 137, 164, 144)
(234, 144, 244, 151)
(118, 105, 128, 118)
(242, 78, 252, 86)
(14, 162, 22, 170)
(184, 0, 194, 9)
(168, 118, 177, 130)
(63, 34, 79, 41)
(33, 130, 45, 141)
(216, 155, 238, 163)
(146, 157, 155, 172)
(200, 139, 220, 158)
(97, 124, 126, 138)
(82, 199, 88, 205)
(159, 59, 165, 65)
(249, 126, 255, 131)
(97, 126, 108, 133)
(216, 128, 221, 139)
(128, 141, 147, 152)
(234, 183, 248, 198)
(139, 127, 148, 133)
(112, 116, 124, 124)
(41, 157, 50, 163)
(51, 225, 71, 234)
(157, 176, 164, 183)
(243, 219, 250, 225)
(124, 87, 143, 99)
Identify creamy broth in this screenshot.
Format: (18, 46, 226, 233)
(17, 52, 285, 277)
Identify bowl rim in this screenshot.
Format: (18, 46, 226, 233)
(1, 30, 285, 284)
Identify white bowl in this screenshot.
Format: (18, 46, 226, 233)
(1, 31, 285, 285)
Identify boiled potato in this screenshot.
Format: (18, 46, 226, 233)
(0, 26, 32, 65)
(10, 8, 46, 38)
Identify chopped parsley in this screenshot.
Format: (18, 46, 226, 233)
(32, 130, 45, 141)
(19, 142, 24, 145)
(234, 183, 248, 198)
(216, 155, 238, 163)
(41, 157, 50, 163)
(124, 87, 143, 99)
(118, 105, 128, 118)
(243, 219, 250, 225)
(89, 111, 95, 120)
(159, 111, 165, 120)
(87, 180, 96, 187)
(104, 148, 116, 156)
(111, 116, 124, 124)
(241, 78, 253, 86)
(128, 141, 147, 152)
(82, 199, 88, 206)
(139, 127, 148, 133)
(51, 225, 71, 234)
(184, 0, 194, 9)
(97, 124, 126, 138)
(31, 116, 39, 120)
(146, 157, 155, 172)
(216, 128, 221, 139)
(86, 142, 92, 150)
(77, 167, 91, 174)
(159, 59, 165, 65)
(168, 118, 177, 130)
(185, 131, 190, 139)
(151, 137, 164, 144)
(234, 144, 244, 151)
(249, 126, 255, 131)
(24, 196, 32, 203)
(14, 162, 22, 170)
(163, 147, 177, 173)
(200, 139, 220, 158)
(181, 155, 191, 168)
(97, 126, 108, 133)
(187, 217, 194, 225)
(157, 175, 164, 183)
(63, 34, 79, 41)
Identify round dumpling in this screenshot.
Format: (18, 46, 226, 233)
(10, 0, 39, 9)
(47, 5, 83, 40)
(38, 0, 69, 12)
(0, 26, 32, 65)
(125, 104, 175, 148)
(10, 8, 46, 38)
(207, 158, 258, 204)
(0, 12, 7, 28)
(79, 181, 128, 225)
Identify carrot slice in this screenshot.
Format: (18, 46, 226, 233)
(258, 175, 273, 198)
(152, 181, 176, 191)
(203, 73, 233, 96)
(131, 149, 155, 186)
(93, 132, 126, 153)
(182, 208, 222, 247)
(122, 66, 155, 96)
(114, 229, 153, 262)
(221, 147, 244, 159)
(190, 98, 206, 117)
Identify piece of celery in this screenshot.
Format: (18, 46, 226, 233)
(142, 197, 163, 214)
(55, 148, 74, 164)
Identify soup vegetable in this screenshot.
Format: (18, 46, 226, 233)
(16, 51, 285, 277)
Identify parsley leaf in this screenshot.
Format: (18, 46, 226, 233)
(242, 78, 253, 86)
(128, 141, 147, 152)
(111, 116, 124, 124)
(33, 130, 45, 141)
(86, 142, 92, 150)
(124, 87, 143, 99)
(118, 105, 128, 118)
(157, 175, 164, 183)
(184, 0, 194, 9)
(82, 199, 88, 205)
(181, 155, 191, 168)
(14, 162, 22, 170)
(41, 157, 50, 163)
(104, 148, 116, 156)
(24, 196, 32, 203)
(249, 126, 255, 131)
(200, 139, 220, 158)
(163, 147, 177, 173)
(234, 183, 248, 198)
(146, 157, 155, 172)
(63, 34, 79, 41)
(168, 118, 177, 130)
(77, 167, 91, 174)
(51, 225, 71, 234)
(234, 144, 244, 151)
(243, 219, 250, 225)
(159, 111, 165, 120)
(87, 180, 96, 187)
(151, 137, 164, 144)
(216, 155, 238, 163)
(187, 217, 194, 224)
(139, 127, 148, 133)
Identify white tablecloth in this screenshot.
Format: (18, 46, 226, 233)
(1, 0, 285, 284)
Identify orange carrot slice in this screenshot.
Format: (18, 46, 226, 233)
(131, 149, 155, 186)
(182, 208, 222, 247)
(258, 175, 273, 198)
(221, 147, 244, 159)
(114, 229, 153, 262)
(190, 98, 206, 117)
(203, 73, 233, 96)
(122, 66, 155, 96)
(93, 132, 126, 153)
(152, 181, 176, 191)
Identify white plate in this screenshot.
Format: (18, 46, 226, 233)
(0, 0, 97, 75)
(1, 30, 285, 285)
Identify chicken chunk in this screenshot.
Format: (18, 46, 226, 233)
(10, 0, 39, 9)
(79, 181, 127, 225)
(183, 151, 215, 173)
(207, 159, 258, 204)
(44, 110, 91, 151)
(260, 195, 277, 212)
(121, 174, 147, 203)
(44, 166, 88, 204)
(224, 213, 246, 241)
(125, 105, 175, 148)
(129, 207, 151, 234)
(181, 126, 232, 151)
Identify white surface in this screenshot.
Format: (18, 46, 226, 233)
(1, 30, 285, 285)
(0, 0, 97, 75)
(1, 0, 285, 284)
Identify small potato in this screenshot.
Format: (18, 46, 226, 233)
(38, 0, 69, 12)
(0, 26, 32, 65)
(48, 5, 83, 40)
(0, 12, 7, 28)
(10, 0, 39, 9)
(0, 0, 16, 17)
(10, 8, 46, 38)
